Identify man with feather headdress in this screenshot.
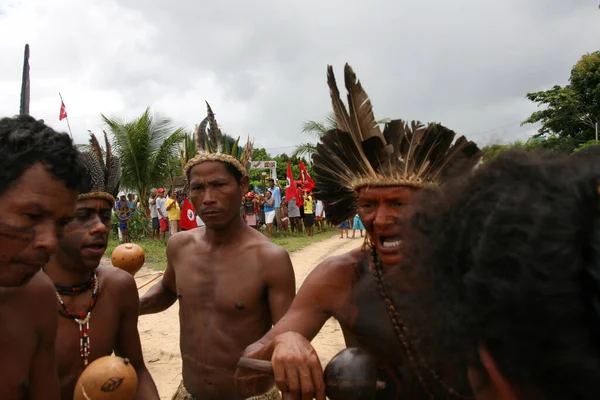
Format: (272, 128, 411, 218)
(236, 64, 482, 399)
(42, 132, 160, 399)
(140, 103, 296, 400)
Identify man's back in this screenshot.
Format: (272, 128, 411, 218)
(168, 226, 295, 399)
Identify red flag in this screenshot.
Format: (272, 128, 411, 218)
(285, 161, 297, 202)
(59, 101, 67, 121)
(299, 161, 315, 191)
(179, 198, 198, 230)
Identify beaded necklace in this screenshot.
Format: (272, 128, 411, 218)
(54, 270, 99, 366)
(370, 248, 473, 399)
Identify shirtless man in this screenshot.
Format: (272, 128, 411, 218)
(235, 65, 481, 399)
(0, 115, 88, 400)
(42, 132, 159, 399)
(140, 103, 296, 400)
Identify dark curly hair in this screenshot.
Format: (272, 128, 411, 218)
(391, 149, 600, 399)
(0, 115, 90, 195)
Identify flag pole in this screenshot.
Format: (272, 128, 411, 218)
(58, 92, 73, 138)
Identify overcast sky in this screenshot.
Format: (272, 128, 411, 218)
(0, 0, 598, 154)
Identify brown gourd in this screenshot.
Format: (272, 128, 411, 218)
(73, 355, 138, 400)
(111, 243, 145, 276)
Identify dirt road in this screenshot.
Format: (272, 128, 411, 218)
(134, 235, 362, 399)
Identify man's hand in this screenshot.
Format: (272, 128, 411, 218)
(272, 332, 325, 400)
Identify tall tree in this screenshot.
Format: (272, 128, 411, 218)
(293, 112, 390, 159)
(102, 107, 184, 215)
(522, 51, 600, 142)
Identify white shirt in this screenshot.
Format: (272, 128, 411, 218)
(156, 197, 168, 219)
(149, 197, 158, 218)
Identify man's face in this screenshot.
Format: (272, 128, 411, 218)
(189, 161, 247, 229)
(269, 180, 274, 188)
(357, 185, 418, 268)
(0, 163, 78, 287)
(55, 198, 112, 272)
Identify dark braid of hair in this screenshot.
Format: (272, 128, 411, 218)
(371, 247, 474, 399)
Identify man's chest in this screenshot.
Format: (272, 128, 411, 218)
(55, 295, 120, 369)
(0, 310, 37, 398)
(174, 254, 267, 315)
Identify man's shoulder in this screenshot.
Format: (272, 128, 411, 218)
(312, 247, 364, 280)
(97, 265, 136, 287)
(23, 271, 56, 303)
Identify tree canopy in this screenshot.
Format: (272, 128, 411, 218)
(522, 51, 599, 143)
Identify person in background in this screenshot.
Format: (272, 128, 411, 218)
(127, 193, 136, 215)
(338, 219, 349, 239)
(263, 190, 276, 238)
(303, 190, 315, 237)
(179, 191, 199, 232)
(351, 213, 365, 238)
(118, 201, 131, 243)
(156, 188, 168, 239)
(149, 188, 159, 240)
(280, 200, 289, 231)
(243, 192, 258, 229)
(295, 181, 304, 233)
(267, 179, 282, 230)
(166, 189, 180, 235)
(116, 191, 127, 242)
(315, 199, 325, 232)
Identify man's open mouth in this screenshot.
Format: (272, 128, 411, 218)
(378, 235, 403, 249)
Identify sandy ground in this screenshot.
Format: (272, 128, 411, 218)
(132, 235, 362, 399)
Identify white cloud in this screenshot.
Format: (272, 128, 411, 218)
(0, 0, 598, 152)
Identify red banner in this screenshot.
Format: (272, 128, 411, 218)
(299, 161, 315, 191)
(179, 198, 198, 230)
(59, 101, 67, 121)
(285, 161, 297, 202)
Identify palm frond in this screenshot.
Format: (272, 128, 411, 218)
(292, 143, 318, 159)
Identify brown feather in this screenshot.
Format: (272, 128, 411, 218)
(343, 64, 384, 143)
(327, 65, 352, 133)
(205, 102, 221, 152)
(88, 132, 104, 170)
(103, 130, 112, 191)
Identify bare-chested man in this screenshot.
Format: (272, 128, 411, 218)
(235, 65, 481, 399)
(140, 104, 296, 400)
(0, 115, 89, 400)
(41, 132, 159, 400)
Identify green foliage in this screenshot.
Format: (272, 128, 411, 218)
(573, 140, 600, 154)
(523, 51, 600, 141)
(102, 107, 185, 217)
(111, 211, 150, 242)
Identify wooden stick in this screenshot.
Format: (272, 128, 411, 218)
(237, 358, 386, 390)
(134, 271, 163, 280)
(137, 272, 163, 291)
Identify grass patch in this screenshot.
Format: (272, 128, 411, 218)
(105, 227, 337, 271)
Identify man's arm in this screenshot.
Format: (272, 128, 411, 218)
(264, 245, 296, 323)
(139, 236, 178, 315)
(166, 199, 174, 211)
(114, 271, 160, 400)
(28, 274, 61, 400)
(236, 256, 351, 399)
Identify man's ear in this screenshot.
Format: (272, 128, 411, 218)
(240, 175, 249, 194)
(467, 345, 519, 400)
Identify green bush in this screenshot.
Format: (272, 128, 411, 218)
(111, 211, 150, 241)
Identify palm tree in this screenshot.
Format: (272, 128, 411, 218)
(102, 107, 184, 216)
(293, 112, 390, 159)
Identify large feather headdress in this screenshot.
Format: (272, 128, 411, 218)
(78, 131, 121, 205)
(312, 64, 481, 224)
(184, 102, 253, 176)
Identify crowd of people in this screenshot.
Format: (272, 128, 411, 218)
(241, 178, 329, 238)
(1, 62, 599, 400)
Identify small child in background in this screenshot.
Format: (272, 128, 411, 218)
(280, 200, 289, 231)
(338, 219, 350, 239)
(118, 202, 131, 243)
